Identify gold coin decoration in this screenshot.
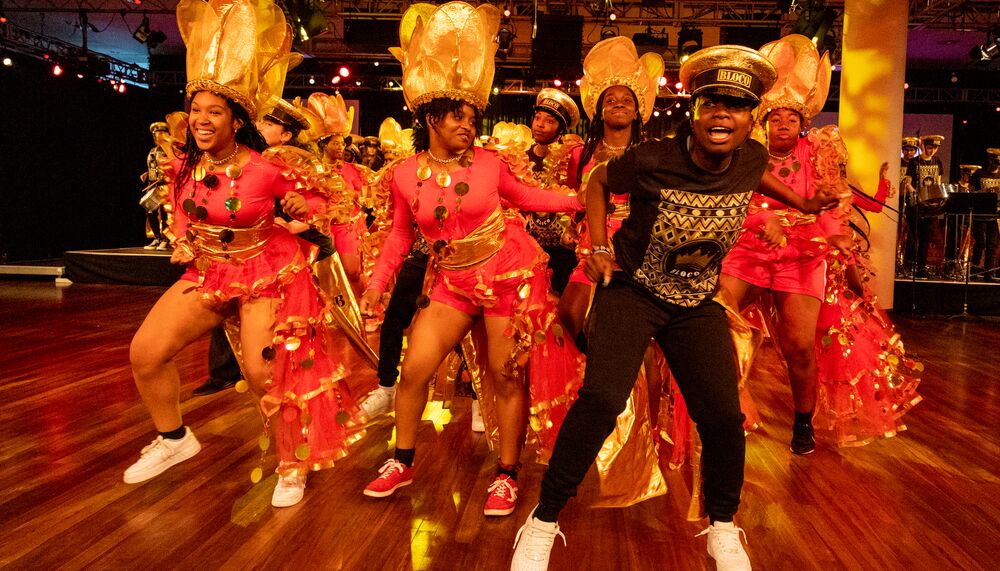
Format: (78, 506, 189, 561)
(417, 165, 433, 180)
(225, 163, 243, 179)
(193, 165, 206, 181)
(435, 171, 452, 188)
(250, 467, 263, 483)
(258, 433, 271, 451)
(433, 205, 448, 222)
(300, 411, 313, 426)
(225, 196, 242, 213)
(295, 443, 311, 461)
(235, 380, 249, 393)
(534, 330, 547, 344)
(285, 336, 302, 351)
(454, 182, 470, 196)
(300, 357, 314, 369)
(335, 410, 351, 425)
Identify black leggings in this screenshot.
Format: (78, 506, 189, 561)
(376, 254, 429, 387)
(537, 276, 745, 522)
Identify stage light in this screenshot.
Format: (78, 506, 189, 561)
(76, 73, 84, 79)
(388, 80, 394, 87)
(503, 7, 511, 18)
(678, 25, 702, 63)
(904, 82, 909, 89)
(497, 22, 516, 59)
(52, 64, 63, 76)
(373, 61, 379, 67)
(118, 83, 127, 93)
(355, 80, 361, 86)
(794, 5, 838, 46)
(970, 40, 999, 62)
(308, 75, 315, 85)
(609, 13, 616, 22)
(2, 56, 12, 67)
(675, 81, 683, 90)
(287, 0, 329, 44)
(575, 78, 581, 86)
(658, 76, 667, 87)
(339, 66, 350, 78)
(653, 110, 660, 117)
(493, 86, 500, 95)
(331, 75, 341, 84)
(666, 110, 672, 116)
(951, 72, 958, 83)
(600, 25, 618, 41)
(553, 79, 562, 87)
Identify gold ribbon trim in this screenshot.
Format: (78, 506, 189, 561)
(434, 207, 507, 270)
(190, 218, 271, 263)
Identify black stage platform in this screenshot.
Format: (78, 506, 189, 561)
(893, 277, 1000, 316)
(63, 247, 183, 286)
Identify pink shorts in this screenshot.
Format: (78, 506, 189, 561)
(428, 222, 543, 318)
(330, 215, 365, 258)
(721, 240, 827, 300)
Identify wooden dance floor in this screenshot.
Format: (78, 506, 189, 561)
(1, 281, 997, 570)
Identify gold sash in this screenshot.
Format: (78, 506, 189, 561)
(434, 208, 506, 270)
(190, 218, 272, 263)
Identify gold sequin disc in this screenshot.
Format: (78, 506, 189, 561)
(193, 165, 206, 182)
(417, 165, 433, 181)
(435, 171, 452, 188)
(225, 163, 243, 179)
(295, 443, 311, 461)
(250, 467, 263, 483)
(258, 433, 271, 451)
(235, 380, 249, 393)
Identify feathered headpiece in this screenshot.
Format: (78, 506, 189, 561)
(177, 0, 300, 120)
(579, 36, 664, 124)
(390, 2, 500, 112)
(757, 34, 831, 123)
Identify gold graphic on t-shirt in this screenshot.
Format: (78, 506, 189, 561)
(980, 177, 1000, 193)
(917, 164, 941, 188)
(632, 187, 753, 307)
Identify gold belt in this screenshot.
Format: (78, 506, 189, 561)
(748, 206, 817, 227)
(190, 218, 272, 263)
(434, 208, 506, 271)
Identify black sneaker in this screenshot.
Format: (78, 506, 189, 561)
(192, 377, 238, 396)
(790, 421, 816, 455)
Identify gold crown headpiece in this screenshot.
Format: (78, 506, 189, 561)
(579, 36, 664, 124)
(757, 34, 831, 124)
(378, 117, 415, 158)
(390, 2, 500, 112)
(490, 122, 534, 153)
(177, 0, 300, 120)
(307, 92, 354, 139)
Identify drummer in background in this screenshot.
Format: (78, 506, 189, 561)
(901, 136, 919, 183)
(971, 150, 1000, 280)
(906, 134, 946, 276)
(899, 137, 920, 274)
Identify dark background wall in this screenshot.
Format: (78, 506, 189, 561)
(0, 56, 178, 262)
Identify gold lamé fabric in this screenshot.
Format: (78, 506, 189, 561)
(433, 208, 506, 270)
(177, 0, 298, 119)
(490, 122, 534, 154)
(379, 117, 415, 161)
(580, 36, 664, 123)
(390, 2, 500, 111)
(189, 218, 271, 264)
(758, 34, 832, 122)
(308, 92, 354, 139)
(262, 145, 355, 227)
(314, 253, 379, 369)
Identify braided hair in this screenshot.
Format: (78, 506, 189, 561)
(576, 86, 643, 183)
(174, 93, 267, 204)
(411, 97, 484, 152)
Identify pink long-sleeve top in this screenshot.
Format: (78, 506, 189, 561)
(369, 147, 584, 292)
(743, 137, 841, 240)
(171, 149, 323, 237)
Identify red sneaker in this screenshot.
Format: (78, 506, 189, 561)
(483, 474, 518, 516)
(363, 459, 414, 498)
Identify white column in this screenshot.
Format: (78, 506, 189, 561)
(838, 0, 909, 308)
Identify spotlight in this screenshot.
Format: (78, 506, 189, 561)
(794, 5, 838, 46)
(339, 66, 350, 78)
(678, 25, 702, 63)
(575, 78, 581, 86)
(553, 79, 562, 87)
(52, 64, 64, 76)
(308, 75, 315, 85)
(675, 82, 683, 91)
(331, 75, 341, 84)
(950, 72, 958, 83)
(2, 56, 11, 67)
(373, 61, 379, 67)
(970, 40, 999, 62)
(286, 0, 329, 44)
(658, 76, 667, 87)
(118, 83, 127, 93)
(497, 22, 516, 59)
(493, 86, 500, 94)
(653, 110, 660, 117)
(609, 13, 616, 22)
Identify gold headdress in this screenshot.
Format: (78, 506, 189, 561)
(959, 164, 982, 175)
(177, 0, 300, 120)
(757, 34, 831, 123)
(490, 122, 534, 153)
(307, 92, 354, 139)
(902, 137, 920, 149)
(378, 117, 414, 159)
(390, 2, 500, 112)
(579, 36, 664, 124)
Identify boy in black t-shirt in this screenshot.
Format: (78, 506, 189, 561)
(511, 46, 835, 571)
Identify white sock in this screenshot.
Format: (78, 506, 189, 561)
(381, 385, 396, 395)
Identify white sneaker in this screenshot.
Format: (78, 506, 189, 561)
(511, 508, 566, 571)
(155, 240, 170, 251)
(143, 239, 160, 250)
(271, 471, 306, 507)
(360, 387, 395, 419)
(696, 521, 751, 571)
(123, 427, 201, 484)
(471, 399, 485, 433)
